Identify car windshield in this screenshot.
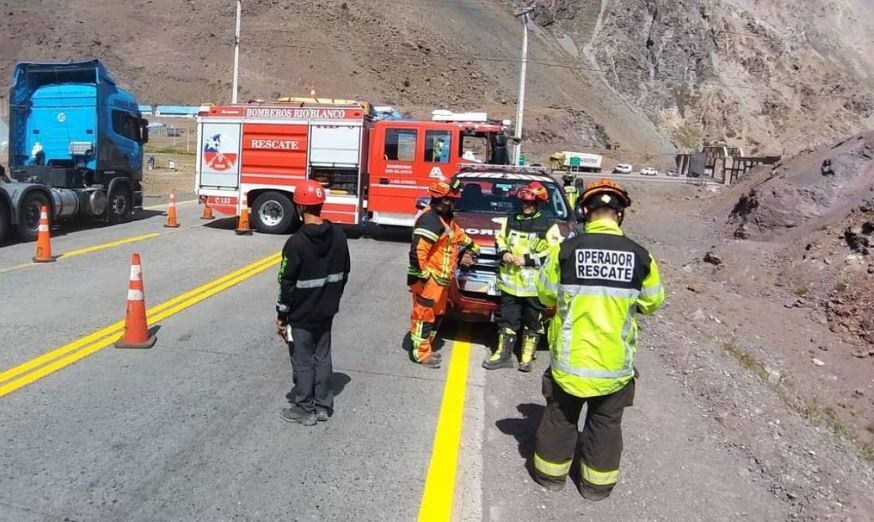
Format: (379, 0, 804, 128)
(454, 177, 570, 219)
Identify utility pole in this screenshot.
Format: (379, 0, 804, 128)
(231, 0, 242, 104)
(513, 5, 534, 166)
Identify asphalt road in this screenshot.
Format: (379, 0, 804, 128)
(0, 199, 786, 521)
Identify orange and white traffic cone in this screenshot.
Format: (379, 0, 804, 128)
(32, 205, 56, 263)
(115, 252, 156, 349)
(235, 193, 253, 236)
(200, 202, 215, 220)
(164, 192, 180, 228)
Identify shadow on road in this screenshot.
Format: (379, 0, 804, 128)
(0, 209, 165, 247)
(203, 217, 239, 231)
(495, 403, 544, 463)
(331, 372, 351, 396)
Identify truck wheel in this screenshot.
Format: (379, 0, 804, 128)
(17, 191, 51, 242)
(107, 184, 132, 224)
(251, 191, 296, 234)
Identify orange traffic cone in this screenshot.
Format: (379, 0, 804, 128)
(200, 202, 215, 220)
(115, 252, 156, 349)
(32, 205, 56, 263)
(164, 192, 180, 228)
(235, 193, 253, 236)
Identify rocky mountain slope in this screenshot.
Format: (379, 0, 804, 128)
(527, 0, 874, 155)
(3, 0, 873, 162)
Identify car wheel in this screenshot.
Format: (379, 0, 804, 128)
(251, 191, 296, 234)
(17, 191, 51, 242)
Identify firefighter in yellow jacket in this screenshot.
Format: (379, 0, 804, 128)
(483, 181, 561, 372)
(532, 178, 665, 500)
(562, 173, 579, 209)
(407, 179, 478, 369)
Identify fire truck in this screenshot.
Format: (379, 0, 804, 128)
(194, 99, 510, 233)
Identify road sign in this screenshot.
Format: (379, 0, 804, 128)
(518, 153, 526, 166)
(569, 156, 581, 167)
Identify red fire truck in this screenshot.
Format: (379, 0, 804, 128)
(194, 99, 510, 233)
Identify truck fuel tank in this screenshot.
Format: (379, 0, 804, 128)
(49, 188, 106, 219)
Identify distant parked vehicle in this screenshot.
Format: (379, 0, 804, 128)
(640, 167, 658, 176)
(613, 163, 632, 174)
(666, 169, 679, 177)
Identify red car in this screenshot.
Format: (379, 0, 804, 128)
(444, 166, 578, 322)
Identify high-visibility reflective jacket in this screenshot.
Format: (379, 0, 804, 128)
(495, 211, 562, 297)
(536, 218, 665, 398)
(564, 185, 579, 209)
(408, 207, 478, 287)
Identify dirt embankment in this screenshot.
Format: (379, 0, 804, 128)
(723, 132, 874, 353)
(622, 179, 874, 520)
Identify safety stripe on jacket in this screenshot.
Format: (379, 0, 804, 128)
(296, 272, 346, 289)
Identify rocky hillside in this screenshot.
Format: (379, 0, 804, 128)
(724, 132, 874, 351)
(527, 0, 874, 155)
(2, 0, 873, 161)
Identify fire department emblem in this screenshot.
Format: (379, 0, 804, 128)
(203, 134, 238, 172)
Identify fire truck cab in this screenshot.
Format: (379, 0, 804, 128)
(194, 99, 509, 233)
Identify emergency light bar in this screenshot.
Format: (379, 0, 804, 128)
(457, 164, 553, 176)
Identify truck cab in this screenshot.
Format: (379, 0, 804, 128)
(366, 112, 510, 228)
(1, 60, 148, 241)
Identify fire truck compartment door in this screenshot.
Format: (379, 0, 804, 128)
(199, 122, 242, 189)
(309, 126, 361, 166)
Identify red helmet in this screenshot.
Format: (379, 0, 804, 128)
(517, 181, 548, 203)
(428, 180, 461, 199)
(294, 180, 326, 205)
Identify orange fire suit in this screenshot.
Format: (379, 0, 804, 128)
(407, 207, 478, 362)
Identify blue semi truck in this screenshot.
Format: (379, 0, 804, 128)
(0, 60, 148, 242)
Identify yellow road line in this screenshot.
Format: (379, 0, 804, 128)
(0, 233, 164, 275)
(418, 329, 472, 521)
(59, 233, 161, 259)
(142, 199, 197, 210)
(0, 263, 39, 275)
(0, 252, 281, 397)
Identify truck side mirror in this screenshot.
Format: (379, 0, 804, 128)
(140, 119, 150, 144)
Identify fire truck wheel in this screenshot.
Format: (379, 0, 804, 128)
(251, 191, 296, 234)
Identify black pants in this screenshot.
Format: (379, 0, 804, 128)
(533, 370, 635, 492)
(496, 292, 544, 333)
(288, 320, 334, 414)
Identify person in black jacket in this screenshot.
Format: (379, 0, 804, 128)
(275, 180, 351, 426)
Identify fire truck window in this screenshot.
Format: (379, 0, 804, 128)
(384, 129, 417, 162)
(424, 130, 451, 163)
(460, 134, 487, 164)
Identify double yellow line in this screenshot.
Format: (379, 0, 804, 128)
(0, 252, 281, 397)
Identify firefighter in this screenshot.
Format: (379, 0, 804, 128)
(483, 181, 561, 372)
(532, 178, 665, 500)
(562, 173, 579, 209)
(276, 180, 351, 426)
(407, 179, 479, 369)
